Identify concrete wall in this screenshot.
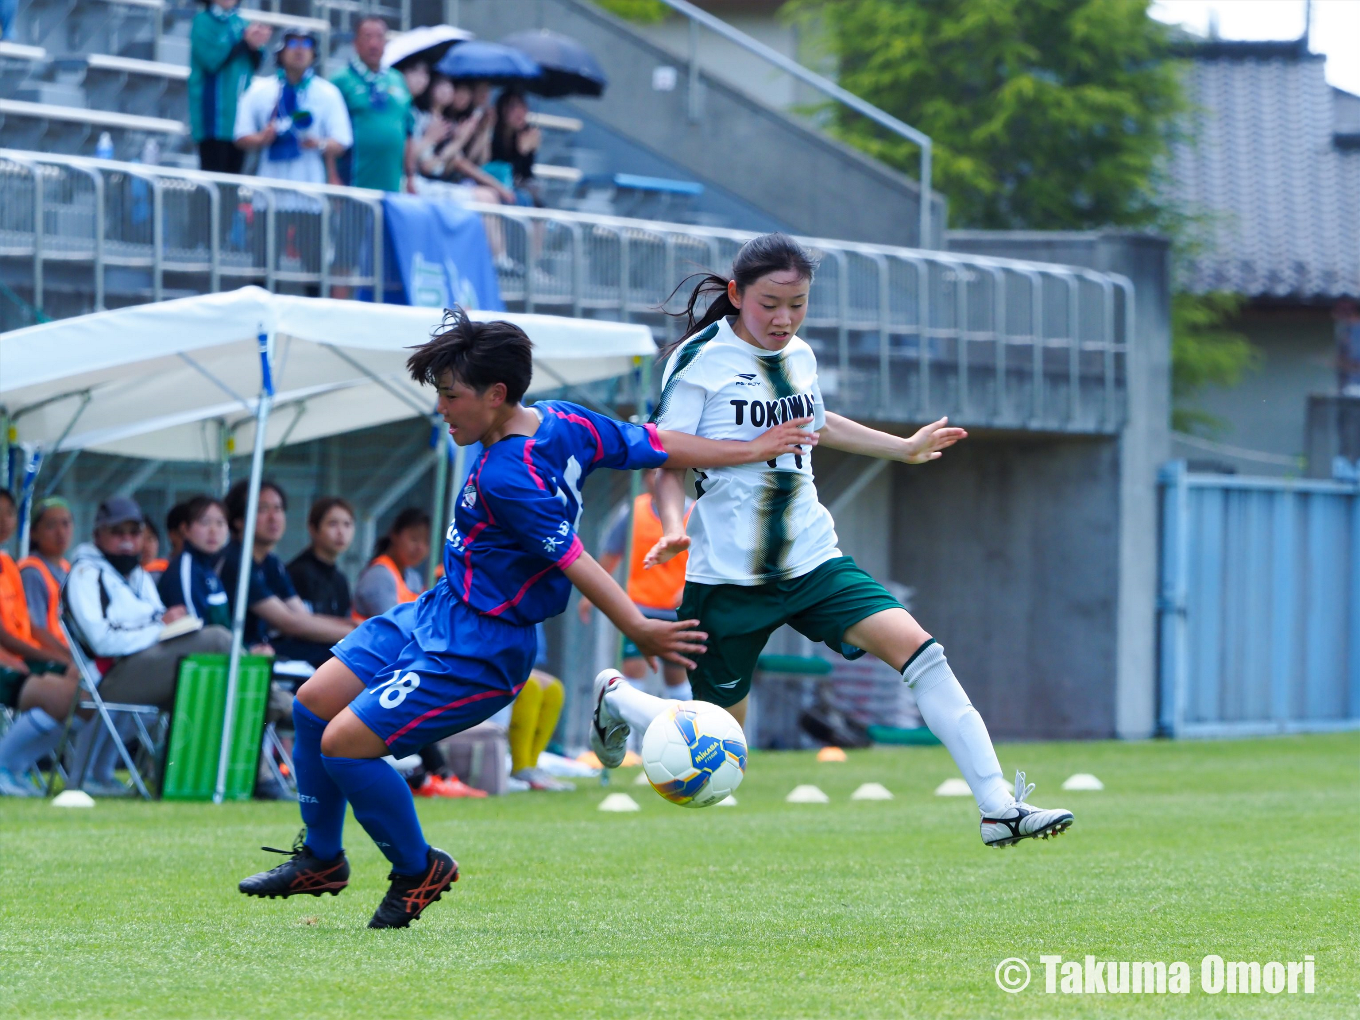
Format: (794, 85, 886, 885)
(945, 230, 1172, 739)
(451, 0, 945, 247)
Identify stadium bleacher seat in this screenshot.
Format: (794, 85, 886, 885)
(0, 41, 47, 99)
(0, 96, 184, 156)
(82, 52, 187, 119)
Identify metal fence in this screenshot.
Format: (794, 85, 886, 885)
(0, 149, 1132, 434)
(1158, 461, 1360, 737)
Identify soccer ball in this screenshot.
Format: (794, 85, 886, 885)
(641, 701, 747, 808)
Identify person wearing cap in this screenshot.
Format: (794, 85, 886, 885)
(235, 30, 353, 185)
(189, 0, 273, 174)
(64, 496, 232, 713)
(330, 15, 416, 192)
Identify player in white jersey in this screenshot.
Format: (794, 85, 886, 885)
(592, 233, 1073, 848)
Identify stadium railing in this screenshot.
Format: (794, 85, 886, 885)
(0, 149, 1132, 435)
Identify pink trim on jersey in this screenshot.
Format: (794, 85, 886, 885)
(643, 422, 665, 455)
(484, 558, 561, 617)
(522, 439, 547, 490)
(545, 405, 605, 463)
(385, 681, 528, 746)
(556, 534, 584, 570)
(460, 521, 488, 600)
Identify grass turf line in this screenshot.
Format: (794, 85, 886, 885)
(1, 733, 1356, 1019)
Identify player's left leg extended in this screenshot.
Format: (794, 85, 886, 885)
(842, 608, 1073, 848)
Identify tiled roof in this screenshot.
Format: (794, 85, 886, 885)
(1167, 40, 1360, 300)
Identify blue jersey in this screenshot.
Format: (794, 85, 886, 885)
(443, 400, 668, 626)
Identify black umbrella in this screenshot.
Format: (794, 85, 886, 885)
(501, 29, 608, 98)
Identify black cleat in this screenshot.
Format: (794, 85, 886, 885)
(239, 831, 350, 899)
(367, 847, 459, 929)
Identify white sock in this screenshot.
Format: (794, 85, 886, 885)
(604, 679, 671, 735)
(0, 708, 60, 773)
(663, 679, 693, 701)
(903, 642, 1012, 816)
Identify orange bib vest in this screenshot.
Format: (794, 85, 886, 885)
(15, 555, 70, 647)
(0, 552, 33, 645)
(626, 494, 690, 611)
(351, 555, 420, 623)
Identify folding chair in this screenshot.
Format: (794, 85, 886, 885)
(260, 721, 296, 797)
(50, 611, 166, 800)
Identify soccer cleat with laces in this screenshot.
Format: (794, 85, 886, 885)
(589, 669, 630, 770)
(238, 831, 350, 898)
(980, 772, 1075, 848)
(367, 847, 459, 929)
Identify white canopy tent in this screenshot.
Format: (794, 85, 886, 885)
(0, 287, 657, 801)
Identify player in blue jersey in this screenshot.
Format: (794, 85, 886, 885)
(238, 307, 817, 928)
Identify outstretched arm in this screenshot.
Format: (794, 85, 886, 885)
(564, 549, 706, 670)
(657, 417, 818, 470)
(818, 412, 967, 464)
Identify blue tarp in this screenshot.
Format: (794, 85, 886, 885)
(382, 194, 504, 311)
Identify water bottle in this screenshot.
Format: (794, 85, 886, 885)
(95, 132, 115, 160)
(140, 138, 160, 166)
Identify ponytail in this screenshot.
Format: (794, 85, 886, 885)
(659, 232, 819, 360)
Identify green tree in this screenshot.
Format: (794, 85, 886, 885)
(1171, 291, 1260, 435)
(595, 0, 670, 24)
(792, 0, 1184, 231)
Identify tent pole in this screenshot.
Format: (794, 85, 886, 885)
(15, 445, 43, 559)
(216, 326, 274, 805)
(426, 417, 448, 589)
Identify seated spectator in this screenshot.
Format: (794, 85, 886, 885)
(66, 497, 233, 709)
(235, 32, 352, 186)
(488, 90, 541, 206)
(220, 480, 354, 655)
(330, 16, 416, 193)
(417, 80, 515, 205)
(190, 0, 272, 174)
(158, 495, 232, 629)
(165, 500, 192, 563)
(0, 492, 78, 797)
(18, 497, 75, 660)
(277, 496, 356, 667)
(141, 520, 169, 579)
(399, 59, 431, 134)
(351, 508, 429, 621)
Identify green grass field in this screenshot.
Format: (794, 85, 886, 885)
(1, 733, 1356, 1019)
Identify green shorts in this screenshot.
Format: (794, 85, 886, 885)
(0, 660, 64, 708)
(679, 556, 902, 708)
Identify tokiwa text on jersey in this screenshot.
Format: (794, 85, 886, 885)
(729, 393, 816, 468)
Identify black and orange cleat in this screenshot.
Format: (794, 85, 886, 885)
(367, 847, 458, 929)
(239, 831, 350, 899)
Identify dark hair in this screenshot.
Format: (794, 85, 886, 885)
(224, 479, 287, 531)
(407, 306, 534, 404)
(374, 507, 431, 559)
(166, 500, 191, 536)
(182, 494, 226, 528)
(354, 14, 388, 34)
(143, 520, 160, 541)
(308, 496, 355, 531)
(660, 232, 819, 359)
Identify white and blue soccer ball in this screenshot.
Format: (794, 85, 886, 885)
(641, 701, 747, 808)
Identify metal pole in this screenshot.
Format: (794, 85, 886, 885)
(215, 325, 274, 804)
(15, 446, 43, 560)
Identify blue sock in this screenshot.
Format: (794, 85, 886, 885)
(321, 754, 430, 875)
(292, 701, 347, 860)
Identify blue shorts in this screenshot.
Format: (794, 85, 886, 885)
(331, 581, 537, 758)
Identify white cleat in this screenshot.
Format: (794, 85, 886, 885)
(590, 669, 630, 770)
(980, 771, 1075, 848)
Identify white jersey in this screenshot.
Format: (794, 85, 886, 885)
(651, 316, 841, 586)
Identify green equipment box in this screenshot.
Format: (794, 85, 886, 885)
(162, 654, 272, 801)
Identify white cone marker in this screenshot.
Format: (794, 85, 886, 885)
(633, 770, 651, 786)
(851, 782, 893, 801)
(716, 795, 737, 806)
(599, 793, 641, 812)
(785, 784, 830, 803)
(52, 790, 95, 808)
(1062, 773, 1104, 791)
(934, 778, 973, 797)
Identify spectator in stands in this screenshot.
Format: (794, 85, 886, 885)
(141, 520, 168, 580)
(580, 469, 694, 700)
(488, 90, 541, 206)
(190, 0, 272, 175)
(219, 480, 353, 656)
(165, 500, 191, 563)
(0, 493, 78, 797)
(350, 507, 429, 622)
(66, 496, 232, 711)
(330, 16, 415, 193)
(158, 494, 232, 629)
(235, 32, 352, 186)
(18, 497, 74, 661)
(276, 496, 356, 667)
(416, 80, 514, 205)
(399, 59, 431, 123)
